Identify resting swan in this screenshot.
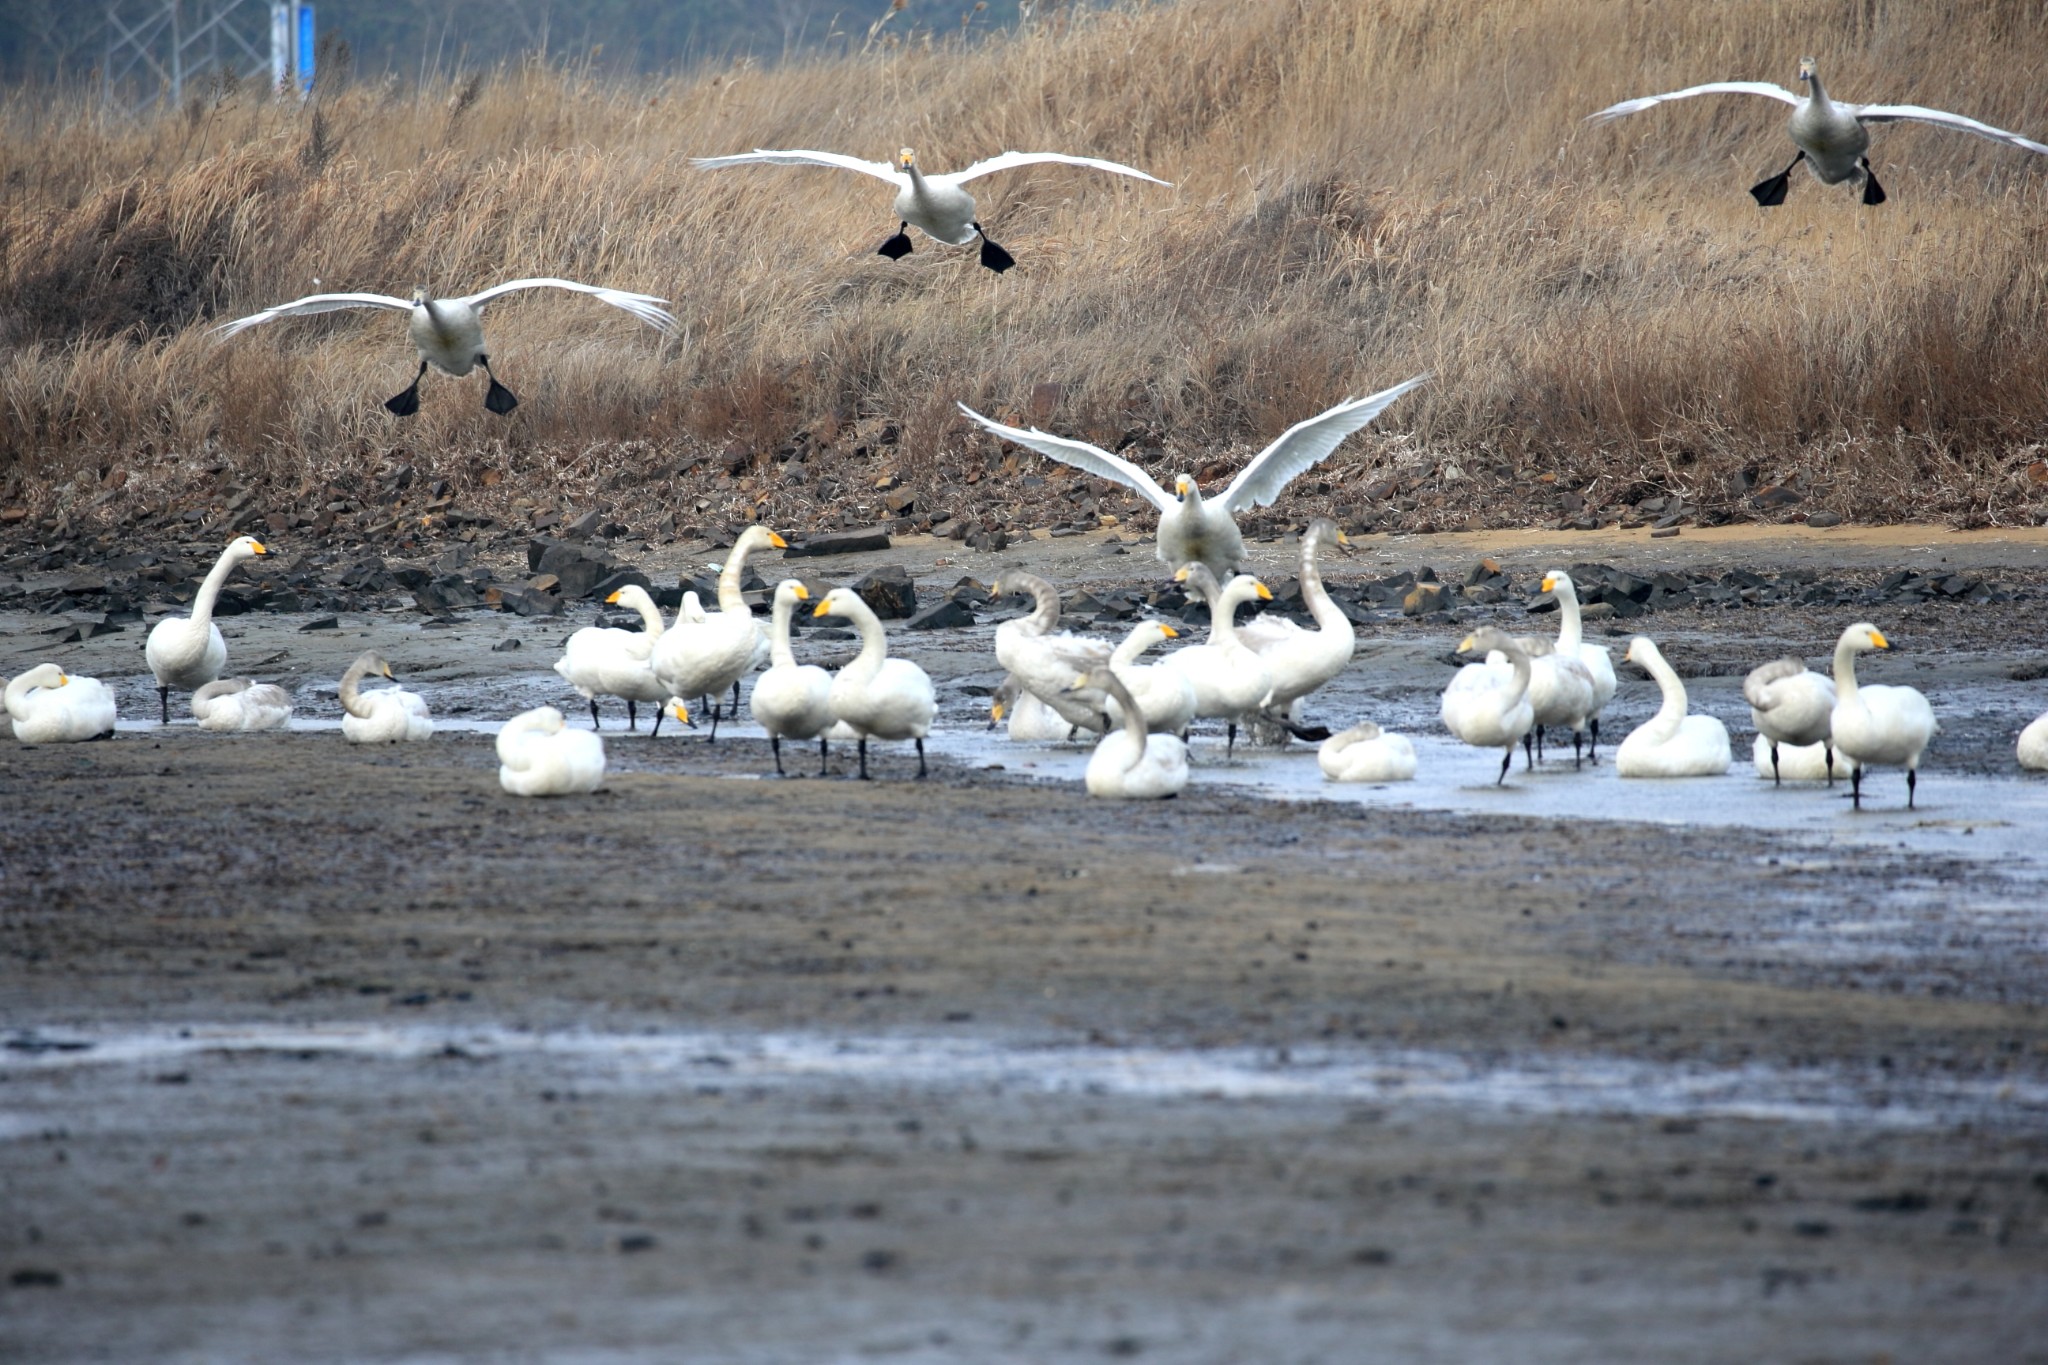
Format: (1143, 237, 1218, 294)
(1744, 657, 1837, 784)
(1068, 668, 1188, 800)
(339, 651, 433, 744)
(1164, 564, 1274, 755)
(1614, 638, 1732, 778)
(497, 706, 606, 797)
(1589, 56, 2048, 206)
(690, 146, 1170, 273)
(815, 588, 937, 779)
(651, 526, 788, 739)
(4, 664, 116, 743)
(750, 580, 838, 776)
(191, 678, 293, 732)
(1530, 571, 1618, 761)
(555, 585, 674, 734)
(214, 280, 679, 415)
(2019, 710, 2048, 772)
(1829, 623, 1937, 809)
(960, 376, 1427, 577)
(1238, 518, 1355, 743)
(1441, 628, 1535, 785)
(145, 534, 267, 723)
(1318, 722, 1417, 783)
(991, 572, 1111, 735)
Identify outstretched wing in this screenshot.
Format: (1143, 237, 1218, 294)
(1850, 103, 2048, 155)
(1586, 81, 1802, 123)
(211, 292, 413, 339)
(456, 278, 680, 335)
(1221, 373, 1429, 512)
(957, 403, 1177, 513)
(949, 151, 1172, 187)
(688, 148, 903, 185)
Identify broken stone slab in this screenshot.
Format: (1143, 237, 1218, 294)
(852, 565, 918, 620)
(905, 598, 976, 631)
(784, 527, 892, 558)
(589, 569, 653, 602)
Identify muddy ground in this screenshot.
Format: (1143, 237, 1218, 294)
(5, 525, 2048, 1363)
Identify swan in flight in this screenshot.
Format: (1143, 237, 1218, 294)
(1165, 565, 1274, 756)
(1068, 668, 1188, 800)
(1318, 721, 1417, 783)
(497, 706, 606, 796)
(339, 651, 433, 744)
(1829, 623, 1937, 809)
(191, 678, 293, 732)
(2019, 709, 2048, 772)
(1614, 637, 1732, 778)
(1744, 657, 1837, 784)
(1237, 519, 1354, 744)
(815, 588, 937, 779)
(4, 665, 117, 743)
(1441, 628, 1535, 785)
(991, 571, 1112, 735)
(651, 526, 787, 739)
(959, 375, 1427, 577)
(145, 534, 267, 723)
(213, 279, 679, 416)
(751, 580, 838, 777)
(690, 146, 1170, 273)
(555, 585, 675, 735)
(1589, 56, 2048, 206)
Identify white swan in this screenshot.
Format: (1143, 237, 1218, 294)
(751, 580, 838, 777)
(1237, 518, 1355, 742)
(4, 664, 116, 743)
(1515, 634, 1598, 770)
(690, 146, 1170, 273)
(1068, 668, 1188, 800)
(651, 526, 787, 739)
(214, 279, 679, 415)
(1318, 722, 1418, 783)
(1744, 656, 1838, 784)
(1106, 621, 1197, 737)
(1441, 628, 1536, 785)
(1531, 570, 1618, 761)
(1589, 56, 2048, 206)
(497, 706, 606, 797)
(191, 678, 293, 732)
(1615, 637, 1732, 778)
(991, 571, 1112, 735)
(815, 588, 937, 779)
(959, 376, 1427, 577)
(991, 676, 1087, 742)
(1164, 565, 1274, 755)
(555, 585, 675, 734)
(145, 534, 267, 723)
(2019, 710, 2048, 772)
(1829, 623, 1938, 809)
(338, 651, 433, 744)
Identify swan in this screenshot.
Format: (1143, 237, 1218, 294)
(1614, 637, 1732, 778)
(496, 706, 606, 797)
(814, 588, 936, 779)
(145, 534, 267, 723)
(555, 585, 675, 735)
(1529, 571, 1618, 761)
(959, 375, 1427, 577)
(339, 651, 433, 744)
(1589, 56, 2048, 206)
(1441, 628, 1535, 785)
(1829, 623, 1938, 809)
(1163, 564, 1274, 755)
(690, 146, 1170, 273)
(1237, 518, 1355, 743)
(1068, 668, 1188, 800)
(991, 675, 1087, 742)
(990, 571, 1112, 735)
(2019, 710, 2048, 772)
(190, 678, 293, 732)
(651, 526, 788, 739)
(1750, 732, 1854, 782)
(1514, 634, 1598, 769)
(213, 279, 679, 415)
(751, 580, 838, 777)
(1318, 722, 1418, 783)
(4, 664, 116, 743)
(1744, 656, 1838, 784)
(1106, 621, 1197, 737)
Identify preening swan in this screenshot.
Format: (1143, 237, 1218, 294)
(991, 675, 1087, 742)
(750, 580, 838, 776)
(815, 588, 937, 779)
(1529, 571, 1617, 762)
(1318, 722, 1417, 783)
(690, 146, 1170, 272)
(960, 376, 1427, 577)
(1164, 564, 1274, 756)
(1750, 732, 1853, 782)
(1744, 656, 1837, 784)
(651, 526, 788, 739)
(145, 534, 267, 723)
(339, 651, 433, 744)
(4, 664, 116, 743)
(214, 279, 679, 415)
(191, 678, 293, 733)
(1441, 628, 1535, 785)
(1829, 623, 1937, 809)
(2019, 710, 2048, 772)
(555, 585, 673, 734)
(1068, 668, 1188, 800)
(497, 707, 606, 797)
(991, 571, 1111, 735)
(1614, 638, 1732, 778)
(1237, 519, 1355, 743)
(1589, 56, 2048, 206)
(1105, 621, 1197, 737)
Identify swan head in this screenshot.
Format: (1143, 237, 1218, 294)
(1173, 474, 1193, 503)
(1155, 623, 1179, 640)
(1173, 562, 1218, 597)
(1622, 636, 1664, 670)
(814, 587, 865, 620)
(898, 147, 917, 169)
(736, 525, 789, 552)
(226, 535, 268, 561)
(774, 579, 812, 609)
(1838, 622, 1889, 653)
(1458, 627, 1524, 660)
(1539, 569, 1576, 599)
(1798, 56, 1817, 86)
(410, 286, 431, 306)
(353, 650, 396, 681)
(667, 699, 694, 727)
(1305, 517, 1346, 549)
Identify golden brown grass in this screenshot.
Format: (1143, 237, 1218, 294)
(3, 0, 2047, 532)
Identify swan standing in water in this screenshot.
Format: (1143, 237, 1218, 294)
(751, 581, 838, 777)
(4, 665, 116, 743)
(1614, 638, 1732, 778)
(1105, 621, 1197, 737)
(2019, 710, 2048, 772)
(1164, 565, 1274, 756)
(1441, 628, 1535, 786)
(1589, 56, 2048, 206)
(991, 572, 1111, 737)
(191, 678, 293, 732)
(991, 676, 1087, 742)
(1068, 668, 1188, 800)
(555, 585, 674, 735)
(815, 588, 936, 779)
(1529, 571, 1617, 762)
(652, 526, 787, 739)
(1318, 722, 1418, 783)
(145, 534, 267, 723)
(1829, 623, 1937, 809)
(1744, 657, 1838, 784)
(338, 652, 433, 744)
(214, 279, 678, 415)
(690, 147, 1170, 273)
(960, 377, 1427, 577)
(497, 707, 606, 797)
(1750, 732, 1854, 782)
(1238, 519, 1355, 744)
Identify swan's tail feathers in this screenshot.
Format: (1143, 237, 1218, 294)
(481, 360, 518, 415)
(386, 360, 427, 416)
(1751, 151, 1802, 207)
(877, 227, 914, 260)
(1861, 160, 1887, 205)
(976, 227, 1016, 274)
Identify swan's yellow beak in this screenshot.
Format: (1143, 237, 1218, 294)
(1174, 476, 1191, 499)
(813, 600, 832, 618)
(57, 673, 70, 686)
(898, 147, 916, 167)
(1159, 625, 1179, 639)
(1870, 629, 1890, 649)
(1255, 583, 1273, 601)
(605, 589, 623, 604)
(990, 699, 1006, 722)
(767, 531, 788, 549)
(1173, 566, 1190, 583)
(1072, 673, 1090, 689)
(791, 583, 811, 601)
(250, 540, 268, 555)
(670, 700, 692, 725)
(1541, 575, 1557, 593)
(1336, 531, 1350, 547)
(1457, 633, 1478, 652)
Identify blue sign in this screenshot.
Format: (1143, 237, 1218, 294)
(297, 5, 315, 94)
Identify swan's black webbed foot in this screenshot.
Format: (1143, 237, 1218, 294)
(1861, 160, 1887, 205)
(877, 226, 914, 260)
(1749, 151, 1802, 207)
(481, 358, 518, 415)
(384, 360, 427, 416)
(976, 225, 1016, 273)
(1850, 765, 1864, 810)
(1588, 716, 1601, 765)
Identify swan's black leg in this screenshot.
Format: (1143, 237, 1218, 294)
(158, 685, 171, 725)
(1496, 747, 1512, 786)
(730, 679, 742, 715)
(588, 698, 602, 730)
(1861, 159, 1887, 206)
(915, 738, 928, 779)
(771, 734, 786, 777)
(1771, 741, 1782, 786)
(1535, 725, 1546, 764)
(877, 225, 914, 260)
(384, 360, 426, 416)
(1226, 721, 1238, 757)
(707, 701, 721, 743)
(1824, 742, 1835, 785)
(1907, 767, 1917, 809)
(975, 225, 1016, 274)
(1851, 764, 1864, 810)
(1573, 730, 1584, 770)
(1589, 715, 1601, 766)
(481, 356, 518, 415)
(1750, 151, 1802, 207)
(626, 700, 638, 732)
(650, 705, 665, 740)
(857, 737, 871, 781)
(818, 736, 830, 778)
(1522, 732, 1535, 771)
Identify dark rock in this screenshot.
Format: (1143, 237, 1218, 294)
(9, 1268, 61, 1288)
(1805, 510, 1842, 528)
(1402, 583, 1449, 616)
(555, 557, 611, 601)
(412, 579, 480, 614)
(435, 544, 475, 574)
(491, 638, 522, 652)
(390, 565, 431, 591)
(906, 599, 976, 630)
(1751, 485, 1802, 509)
(589, 569, 653, 602)
(785, 527, 892, 558)
(527, 537, 560, 573)
(563, 509, 604, 540)
(489, 584, 564, 618)
(852, 565, 917, 620)
(299, 616, 340, 631)
(1464, 558, 1501, 587)
(1939, 575, 1981, 597)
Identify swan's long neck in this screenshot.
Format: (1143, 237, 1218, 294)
(1831, 636, 1862, 705)
(1804, 70, 1831, 111)
(770, 594, 798, 669)
(1643, 648, 1689, 738)
(4, 671, 43, 713)
(1299, 532, 1345, 635)
(190, 548, 244, 633)
(1502, 650, 1532, 706)
(1553, 582, 1583, 652)
(847, 606, 888, 680)
(1024, 581, 1061, 635)
(717, 542, 753, 614)
(904, 160, 932, 205)
(338, 658, 376, 719)
(1207, 585, 1251, 650)
(1111, 628, 1157, 668)
(626, 592, 666, 640)
(1098, 672, 1149, 764)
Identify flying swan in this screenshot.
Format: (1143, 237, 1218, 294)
(145, 534, 267, 724)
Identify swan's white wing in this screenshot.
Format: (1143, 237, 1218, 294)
(688, 148, 904, 185)
(957, 403, 1177, 513)
(1221, 373, 1429, 512)
(1849, 104, 2048, 155)
(211, 292, 413, 338)
(949, 151, 1172, 187)
(1586, 81, 1802, 122)
(456, 279, 681, 334)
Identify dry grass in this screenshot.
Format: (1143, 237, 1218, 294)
(4, 0, 2048, 534)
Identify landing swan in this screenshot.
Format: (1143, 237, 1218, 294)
(1590, 56, 2048, 206)
(751, 580, 838, 776)
(1614, 638, 1732, 778)
(815, 588, 936, 779)
(1829, 623, 1937, 809)
(555, 585, 674, 734)
(1164, 564, 1274, 755)
(2019, 710, 2048, 772)
(1106, 621, 1197, 737)
(1529, 570, 1617, 761)
(1744, 656, 1837, 784)
(339, 651, 433, 744)
(1318, 721, 1417, 783)
(214, 279, 679, 415)
(1441, 628, 1535, 785)
(4, 664, 116, 743)
(145, 534, 267, 723)
(651, 526, 787, 739)
(497, 706, 606, 797)
(191, 678, 293, 732)
(1068, 668, 1188, 800)
(960, 376, 1427, 577)
(690, 146, 1170, 273)
(1750, 732, 1853, 782)
(1238, 518, 1355, 743)
(991, 572, 1111, 735)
